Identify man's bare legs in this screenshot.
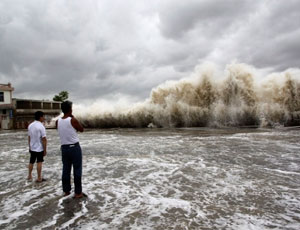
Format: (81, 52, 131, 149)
(28, 163, 33, 180)
(36, 162, 43, 182)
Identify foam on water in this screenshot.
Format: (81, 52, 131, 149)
(0, 128, 300, 229)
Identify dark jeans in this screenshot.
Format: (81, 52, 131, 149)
(61, 143, 82, 194)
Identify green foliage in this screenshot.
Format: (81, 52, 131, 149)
(53, 91, 69, 102)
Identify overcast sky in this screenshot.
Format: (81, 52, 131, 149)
(0, 0, 299, 105)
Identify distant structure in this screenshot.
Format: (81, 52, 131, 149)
(0, 83, 14, 129)
(12, 98, 61, 129)
(0, 83, 61, 130)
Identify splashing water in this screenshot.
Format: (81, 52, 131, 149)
(77, 63, 300, 128)
(1, 128, 300, 229)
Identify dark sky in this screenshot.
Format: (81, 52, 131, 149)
(1, 0, 300, 106)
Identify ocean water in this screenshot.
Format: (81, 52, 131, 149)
(0, 128, 299, 229)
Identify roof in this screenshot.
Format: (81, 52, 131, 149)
(0, 83, 14, 91)
(12, 98, 62, 103)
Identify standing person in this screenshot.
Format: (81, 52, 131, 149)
(28, 111, 47, 182)
(56, 100, 85, 198)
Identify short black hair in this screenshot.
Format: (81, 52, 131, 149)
(35, 111, 44, 120)
(61, 100, 73, 114)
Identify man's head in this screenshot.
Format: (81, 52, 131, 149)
(35, 111, 44, 121)
(61, 100, 73, 114)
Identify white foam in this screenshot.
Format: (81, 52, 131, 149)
(60, 201, 88, 229)
(1, 129, 300, 229)
(264, 168, 300, 176)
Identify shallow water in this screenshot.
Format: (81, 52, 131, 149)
(0, 128, 300, 229)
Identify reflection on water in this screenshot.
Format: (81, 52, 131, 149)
(0, 128, 300, 229)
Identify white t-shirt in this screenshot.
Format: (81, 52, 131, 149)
(28, 121, 46, 152)
(57, 117, 79, 145)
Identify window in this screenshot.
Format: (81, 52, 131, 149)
(0, 92, 4, 102)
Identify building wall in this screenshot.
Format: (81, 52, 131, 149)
(0, 83, 62, 129)
(0, 91, 12, 104)
(12, 99, 61, 129)
(0, 109, 13, 129)
(0, 88, 13, 129)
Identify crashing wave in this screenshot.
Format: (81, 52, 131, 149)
(78, 63, 300, 128)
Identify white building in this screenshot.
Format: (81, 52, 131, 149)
(0, 83, 14, 129)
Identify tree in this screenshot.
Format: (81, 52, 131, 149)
(53, 91, 69, 102)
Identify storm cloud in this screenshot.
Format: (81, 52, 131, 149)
(0, 0, 299, 104)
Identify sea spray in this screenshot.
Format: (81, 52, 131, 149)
(77, 63, 300, 128)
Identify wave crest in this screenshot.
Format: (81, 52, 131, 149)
(78, 63, 300, 128)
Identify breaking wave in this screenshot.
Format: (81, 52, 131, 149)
(77, 63, 300, 128)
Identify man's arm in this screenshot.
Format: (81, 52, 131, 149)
(42, 137, 47, 156)
(40, 125, 47, 156)
(71, 117, 84, 132)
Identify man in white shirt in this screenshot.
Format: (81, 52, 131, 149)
(28, 111, 47, 182)
(56, 100, 85, 198)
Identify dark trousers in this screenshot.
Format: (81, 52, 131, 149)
(61, 143, 82, 194)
